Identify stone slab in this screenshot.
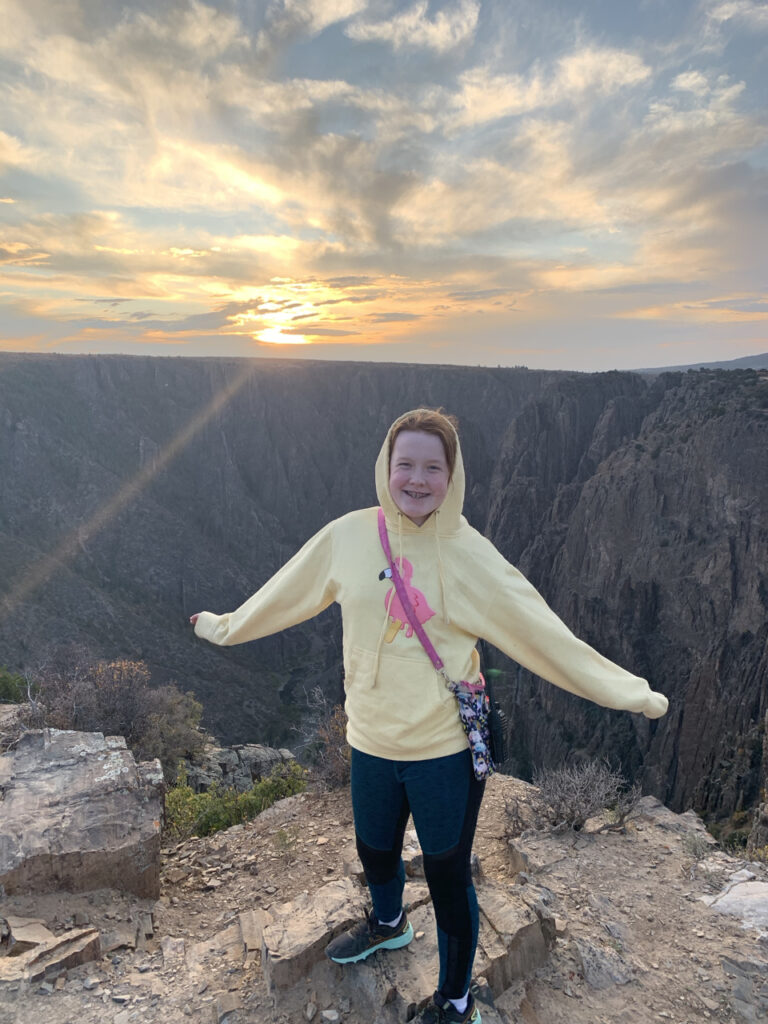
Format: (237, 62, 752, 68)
(0, 927, 101, 984)
(3, 916, 55, 947)
(239, 907, 274, 952)
(262, 877, 368, 990)
(475, 884, 549, 994)
(272, 879, 550, 1022)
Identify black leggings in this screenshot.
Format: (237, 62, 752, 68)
(350, 747, 485, 998)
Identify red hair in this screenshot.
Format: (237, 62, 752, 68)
(388, 408, 459, 477)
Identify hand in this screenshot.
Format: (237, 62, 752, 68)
(644, 691, 669, 719)
(189, 613, 200, 626)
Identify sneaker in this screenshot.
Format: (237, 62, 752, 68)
(411, 991, 482, 1024)
(325, 908, 413, 964)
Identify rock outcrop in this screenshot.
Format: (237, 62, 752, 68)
(0, 729, 163, 897)
(4, 773, 768, 1024)
(184, 742, 295, 793)
(0, 917, 101, 986)
(484, 368, 768, 822)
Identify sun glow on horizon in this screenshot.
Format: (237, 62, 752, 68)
(258, 326, 310, 345)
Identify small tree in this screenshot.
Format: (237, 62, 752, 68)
(0, 666, 28, 704)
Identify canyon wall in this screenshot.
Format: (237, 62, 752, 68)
(1, 353, 766, 822)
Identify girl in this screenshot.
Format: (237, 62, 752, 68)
(191, 408, 668, 1024)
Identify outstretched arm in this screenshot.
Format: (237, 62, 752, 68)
(191, 521, 337, 646)
(468, 557, 668, 719)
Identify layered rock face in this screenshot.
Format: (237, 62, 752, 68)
(484, 369, 768, 820)
(0, 729, 163, 897)
(0, 354, 766, 823)
(184, 742, 295, 793)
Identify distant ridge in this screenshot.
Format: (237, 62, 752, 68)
(636, 351, 768, 374)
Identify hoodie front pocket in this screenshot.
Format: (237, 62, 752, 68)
(343, 645, 379, 690)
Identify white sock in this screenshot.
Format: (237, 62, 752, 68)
(449, 992, 469, 1014)
(378, 911, 402, 928)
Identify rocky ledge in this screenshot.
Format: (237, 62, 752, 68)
(2, 775, 768, 1023)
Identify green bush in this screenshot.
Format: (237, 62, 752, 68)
(164, 760, 308, 840)
(0, 666, 28, 703)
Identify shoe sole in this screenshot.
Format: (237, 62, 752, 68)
(327, 920, 414, 964)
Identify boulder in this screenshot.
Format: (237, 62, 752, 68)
(0, 728, 163, 897)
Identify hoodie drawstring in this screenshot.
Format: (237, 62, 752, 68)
(372, 512, 402, 687)
(434, 510, 450, 625)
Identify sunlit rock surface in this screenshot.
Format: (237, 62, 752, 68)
(0, 729, 163, 897)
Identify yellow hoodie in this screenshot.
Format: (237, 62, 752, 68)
(194, 411, 669, 760)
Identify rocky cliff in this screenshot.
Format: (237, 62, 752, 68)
(1, 353, 766, 826)
(484, 367, 768, 825)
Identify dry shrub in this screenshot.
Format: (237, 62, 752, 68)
(534, 759, 640, 832)
(14, 648, 203, 776)
(304, 686, 351, 789)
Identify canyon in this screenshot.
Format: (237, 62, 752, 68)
(1, 353, 766, 827)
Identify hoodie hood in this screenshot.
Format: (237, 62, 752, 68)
(374, 410, 466, 535)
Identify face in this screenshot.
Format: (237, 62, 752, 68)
(388, 430, 450, 526)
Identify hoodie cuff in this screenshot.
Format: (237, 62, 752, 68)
(194, 611, 223, 644)
(643, 691, 669, 719)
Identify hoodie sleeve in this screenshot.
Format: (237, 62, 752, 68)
(468, 555, 668, 719)
(193, 521, 337, 647)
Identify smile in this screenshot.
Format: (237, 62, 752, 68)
(404, 490, 430, 499)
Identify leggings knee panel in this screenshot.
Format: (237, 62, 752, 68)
(356, 834, 403, 886)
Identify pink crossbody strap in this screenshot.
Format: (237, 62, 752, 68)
(377, 507, 445, 672)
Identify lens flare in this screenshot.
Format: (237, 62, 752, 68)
(1, 361, 260, 616)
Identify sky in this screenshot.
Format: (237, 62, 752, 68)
(0, 0, 767, 372)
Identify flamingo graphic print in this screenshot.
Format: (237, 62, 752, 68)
(382, 556, 436, 643)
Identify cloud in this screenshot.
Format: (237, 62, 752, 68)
(671, 70, 710, 96)
(708, 1, 768, 30)
(266, 0, 368, 39)
(391, 119, 613, 244)
(283, 325, 358, 336)
(368, 311, 421, 321)
(616, 294, 768, 324)
(346, 0, 480, 53)
(449, 46, 651, 128)
(0, 1, 765, 370)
